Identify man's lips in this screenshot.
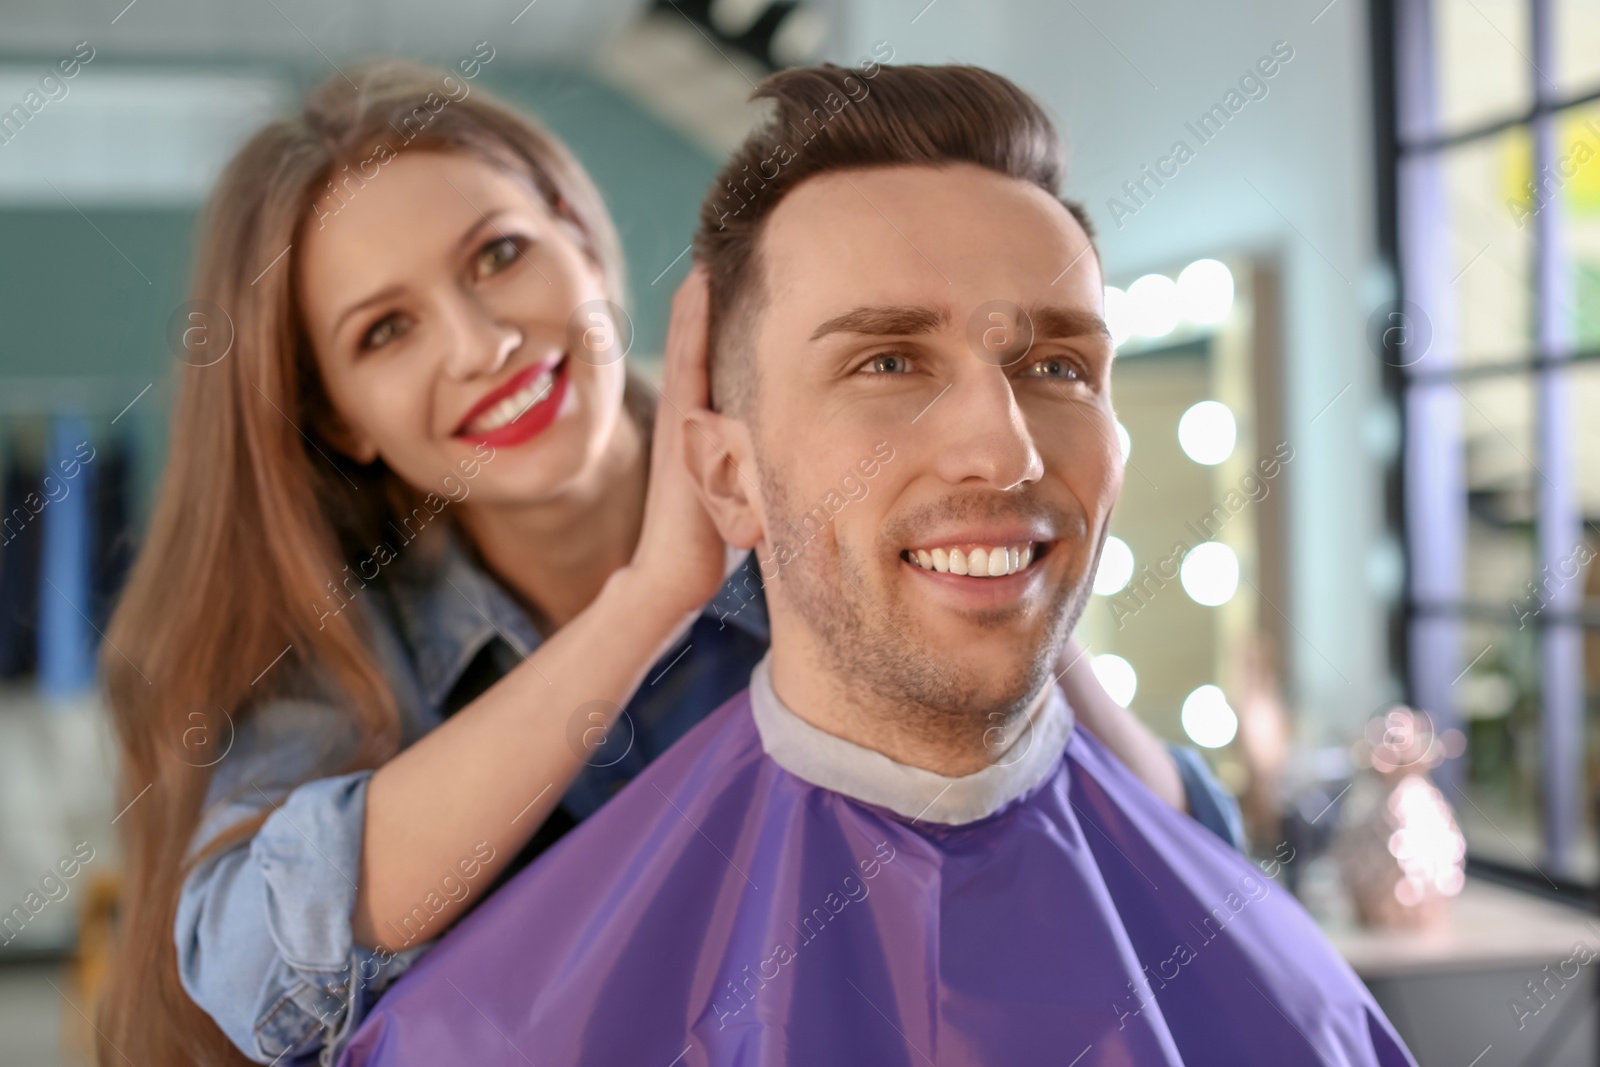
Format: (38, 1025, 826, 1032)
(897, 523, 1057, 576)
(453, 357, 565, 438)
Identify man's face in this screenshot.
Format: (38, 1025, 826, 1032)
(745, 163, 1122, 729)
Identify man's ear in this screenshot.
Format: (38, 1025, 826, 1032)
(681, 409, 764, 551)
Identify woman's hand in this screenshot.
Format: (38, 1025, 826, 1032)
(360, 269, 732, 953)
(628, 267, 730, 618)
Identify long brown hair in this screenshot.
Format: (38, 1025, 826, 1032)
(96, 61, 622, 1066)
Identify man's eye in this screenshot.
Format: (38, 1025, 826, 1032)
(475, 236, 522, 278)
(361, 313, 407, 351)
(862, 352, 913, 374)
(1024, 357, 1083, 380)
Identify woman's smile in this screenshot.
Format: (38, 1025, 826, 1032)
(454, 353, 571, 448)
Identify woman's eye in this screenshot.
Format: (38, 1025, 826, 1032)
(862, 352, 913, 374)
(1025, 357, 1082, 381)
(475, 236, 521, 278)
(361, 312, 407, 351)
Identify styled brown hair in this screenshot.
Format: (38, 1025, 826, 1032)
(694, 62, 1096, 413)
(97, 61, 621, 1066)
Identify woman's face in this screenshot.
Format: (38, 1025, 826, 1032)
(297, 150, 628, 508)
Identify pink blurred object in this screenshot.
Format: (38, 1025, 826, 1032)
(1334, 706, 1466, 929)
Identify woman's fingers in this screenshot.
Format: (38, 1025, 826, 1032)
(661, 266, 710, 413)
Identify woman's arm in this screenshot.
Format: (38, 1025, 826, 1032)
(178, 749, 406, 1063)
(1055, 634, 1187, 811)
(1055, 633, 1245, 847)
(354, 271, 727, 952)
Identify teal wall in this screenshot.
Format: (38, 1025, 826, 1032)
(0, 209, 196, 380)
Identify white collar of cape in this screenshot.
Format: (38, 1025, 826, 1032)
(747, 651, 1075, 826)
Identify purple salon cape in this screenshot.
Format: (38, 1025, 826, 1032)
(341, 659, 1414, 1066)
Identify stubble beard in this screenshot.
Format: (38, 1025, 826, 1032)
(756, 454, 1094, 756)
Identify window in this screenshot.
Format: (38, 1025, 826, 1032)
(1391, 0, 1600, 889)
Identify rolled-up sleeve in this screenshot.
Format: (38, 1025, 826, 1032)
(175, 703, 424, 1065)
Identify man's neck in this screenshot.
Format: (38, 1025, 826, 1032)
(765, 641, 1044, 778)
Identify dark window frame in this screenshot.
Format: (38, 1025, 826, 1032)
(1382, 0, 1600, 903)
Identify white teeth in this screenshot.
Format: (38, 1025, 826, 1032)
(466, 368, 555, 435)
(905, 542, 1039, 579)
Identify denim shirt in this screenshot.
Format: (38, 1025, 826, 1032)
(174, 528, 1243, 1065)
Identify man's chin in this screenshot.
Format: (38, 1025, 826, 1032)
(873, 630, 1056, 718)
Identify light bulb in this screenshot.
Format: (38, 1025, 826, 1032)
(1177, 259, 1234, 324)
(1103, 286, 1133, 348)
(1180, 541, 1239, 607)
(1092, 654, 1138, 707)
(1094, 535, 1135, 596)
(1178, 400, 1236, 465)
(1128, 273, 1179, 338)
(1181, 684, 1238, 748)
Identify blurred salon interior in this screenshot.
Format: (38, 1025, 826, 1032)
(0, 0, 1598, 1062)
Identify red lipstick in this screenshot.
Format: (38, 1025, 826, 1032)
(453, 356, 570, 449)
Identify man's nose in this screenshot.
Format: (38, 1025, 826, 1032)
(929, 363, 1044, 490)
(442, 296, 522, 380)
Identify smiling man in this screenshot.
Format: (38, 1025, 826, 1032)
(342, 65, 1414, 1066)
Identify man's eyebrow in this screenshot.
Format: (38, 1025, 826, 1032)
(809, 304, 949, 342)
(1026, 304, 1113, 343)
